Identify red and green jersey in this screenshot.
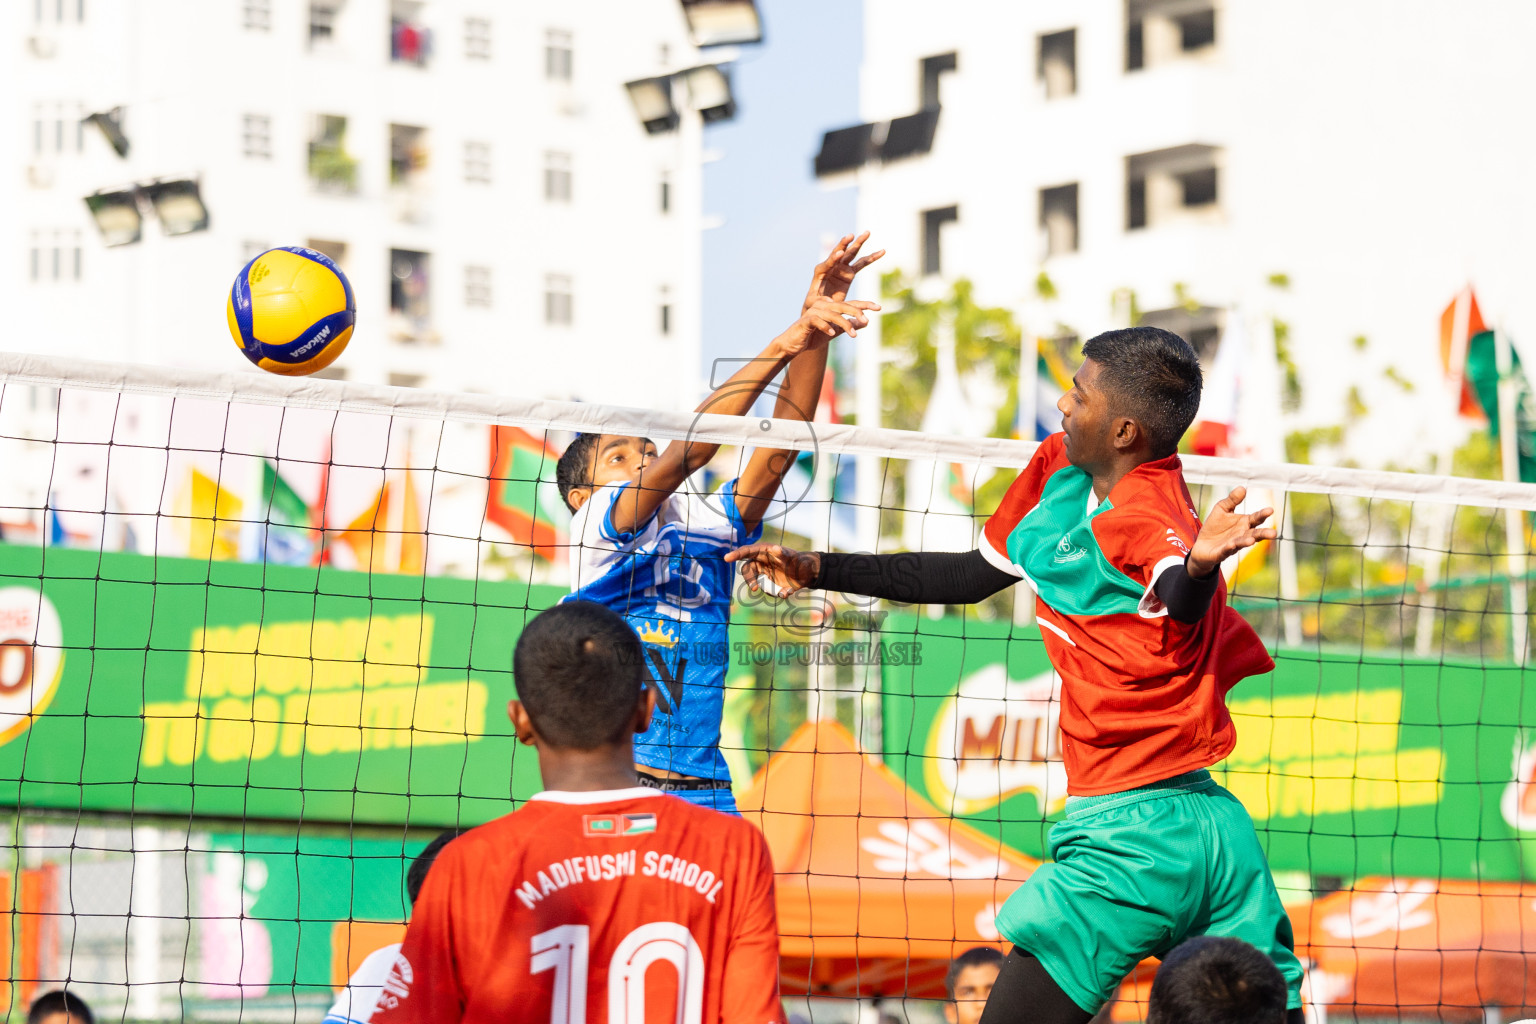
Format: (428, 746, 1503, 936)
(980, 433, 1274, 796)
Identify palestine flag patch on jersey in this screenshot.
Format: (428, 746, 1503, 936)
(583, 813, 657, 837)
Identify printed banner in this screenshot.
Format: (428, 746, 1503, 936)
(878, 612, 1536, 882)
(0, 541, 561, 827)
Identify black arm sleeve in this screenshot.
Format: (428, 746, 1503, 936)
(1152, 558, 1220, 624)
(811, 548, 1018, 605)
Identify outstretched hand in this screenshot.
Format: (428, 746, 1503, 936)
(725, 543, 821, 599)
(778, 296, 881, 356)
(1187, 486, 1277, 579)
(803, 232, 885, 310)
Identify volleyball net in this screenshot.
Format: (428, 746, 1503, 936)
(0, 353, 1532, 1022)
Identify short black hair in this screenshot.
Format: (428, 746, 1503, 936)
(945, 946, 1005, 1000)
(555, 434, 658, 512)
(407, 828, 466, 906)
(513, 601, 647, 748)
(28, 990, 93, 1024)
(1147, 936, 1287, 1024)
(556, 433, 601, 512)
(1080, 326, 1203, 458)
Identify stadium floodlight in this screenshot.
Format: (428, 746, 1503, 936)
(83, 189, 143, 246)
(82, 108, 130, 159)
(680, 64, 736, 123)
(624, 76, 680, 134)
(142, 179, 211, 236)
(679, 0, 762, 47)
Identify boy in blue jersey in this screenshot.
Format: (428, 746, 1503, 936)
(555, 234, 882, 813)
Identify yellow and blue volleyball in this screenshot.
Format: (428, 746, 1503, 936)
(226, 247, 355, 376)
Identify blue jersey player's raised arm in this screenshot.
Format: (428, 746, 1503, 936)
(553, 234, 883, 814)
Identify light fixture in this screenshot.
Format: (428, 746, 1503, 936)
(624, 76, 679, 134)
(83, 189, 143, 246)
(679, 0, 762, 47)
(680, 64, 735, 123)
(142, 179, 210, 236)
(82, 108, 129, 159)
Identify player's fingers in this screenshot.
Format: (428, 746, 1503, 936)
(726, 543, 775, 563)
(1228, 485, 1248, 505)
(1248, 507, 1275, 527)
(847, 300, 881, 311)
(851, 249, 886, 271)
(1253, 527, 1279, 543)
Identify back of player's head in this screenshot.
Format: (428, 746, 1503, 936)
(513, 601, 646, 749)
(28, 990, 94, 1024)
(1146, 936, 1287, 1024)
(1081, 326, 1203, 458)
(944, 946, 1005, 1000)
(556, 433, 601, 511)
(407, 828, 466, 906)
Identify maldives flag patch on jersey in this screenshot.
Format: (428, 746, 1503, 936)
(583, 813, 657, 837)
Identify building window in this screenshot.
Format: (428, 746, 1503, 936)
(29, 230, 82, 283)
(545, 274, 573, 325)
(28, 238, 40, 282)
(465, 265, 492, 308)
(921, 205, 958, 276)
(389, 123, 428, 186)
(309, 2, 341, 49)
(242, 114, 272, 159)
(543, 151, 572, 202)
(463, 141, 491, 183)
(659, 172, 671, 213)
(391, 0, 430, 66)
(242, 240, 271, 262)
(388, 372, 425, 388)
(660, 303, 672, 336)
(1126, 0, 1216, 71)
(1038, 29, 1076, 98)
(545, 29, 573, 81)
(309, 114, 358, 193)
(1126, 144, 1221, 230)
(33, 0, 84, 22)
(390, 249, 431, 335)
(306, 238, 347, 267)
(243, 0, 269, 30)
(465, 16, 490, 59)
(1040, 184, 1079, 256)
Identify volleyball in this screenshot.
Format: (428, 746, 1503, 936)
(226, 246, 355, 376)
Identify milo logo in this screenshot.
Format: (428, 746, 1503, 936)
(0, 588, 64, 746)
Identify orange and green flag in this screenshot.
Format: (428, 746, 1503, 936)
(487, 427, 568, 560)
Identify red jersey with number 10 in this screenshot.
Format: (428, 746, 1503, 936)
(370, 788, 785, 1024)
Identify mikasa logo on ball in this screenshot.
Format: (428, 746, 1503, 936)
(0, 587, 65, 747)
(293, 324, 331, 356)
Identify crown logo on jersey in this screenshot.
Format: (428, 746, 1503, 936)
(636, 620, 680, 648)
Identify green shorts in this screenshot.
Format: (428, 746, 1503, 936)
(994, 769, 1303, 1014)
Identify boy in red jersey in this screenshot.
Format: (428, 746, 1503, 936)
(371, 600, 784, 1024)
(727, 327, 1303, 1023)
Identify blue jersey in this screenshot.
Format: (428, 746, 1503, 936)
(564, 479, 761, 781)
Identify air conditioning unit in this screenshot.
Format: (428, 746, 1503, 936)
(27, 164, 55, 188)
(27, 35, 57, 58)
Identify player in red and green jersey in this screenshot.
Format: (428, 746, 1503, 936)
(726, 327, 1304, 1024)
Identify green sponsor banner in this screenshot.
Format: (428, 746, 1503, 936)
(878, 611, 1536, 882)
(0, 541, 562, 827)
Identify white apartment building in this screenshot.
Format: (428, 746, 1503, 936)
(826, 0, 1536, 467)
(2, 0, 706, 411)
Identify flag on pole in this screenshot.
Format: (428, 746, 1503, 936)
(487, 427, 568, 560)
(904, 318, 986, 553)
(176, 468, 244, 561)
(331, 482, 389, 571)
(244, 460, 314, 565)
(1463, 329, 1536, 483)
(1441, 290, 1490, 422)
(1015, 338, 1072, 441)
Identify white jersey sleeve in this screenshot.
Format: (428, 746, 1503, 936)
(323, 942, 402, 1024)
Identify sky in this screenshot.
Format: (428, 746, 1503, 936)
(699, 0, 861, 378)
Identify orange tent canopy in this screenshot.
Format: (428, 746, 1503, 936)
(1291, 876, 1536, 1021)
(738, 720, 1040, 999)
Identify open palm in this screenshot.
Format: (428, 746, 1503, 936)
(1188, 486, 1277, 579)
